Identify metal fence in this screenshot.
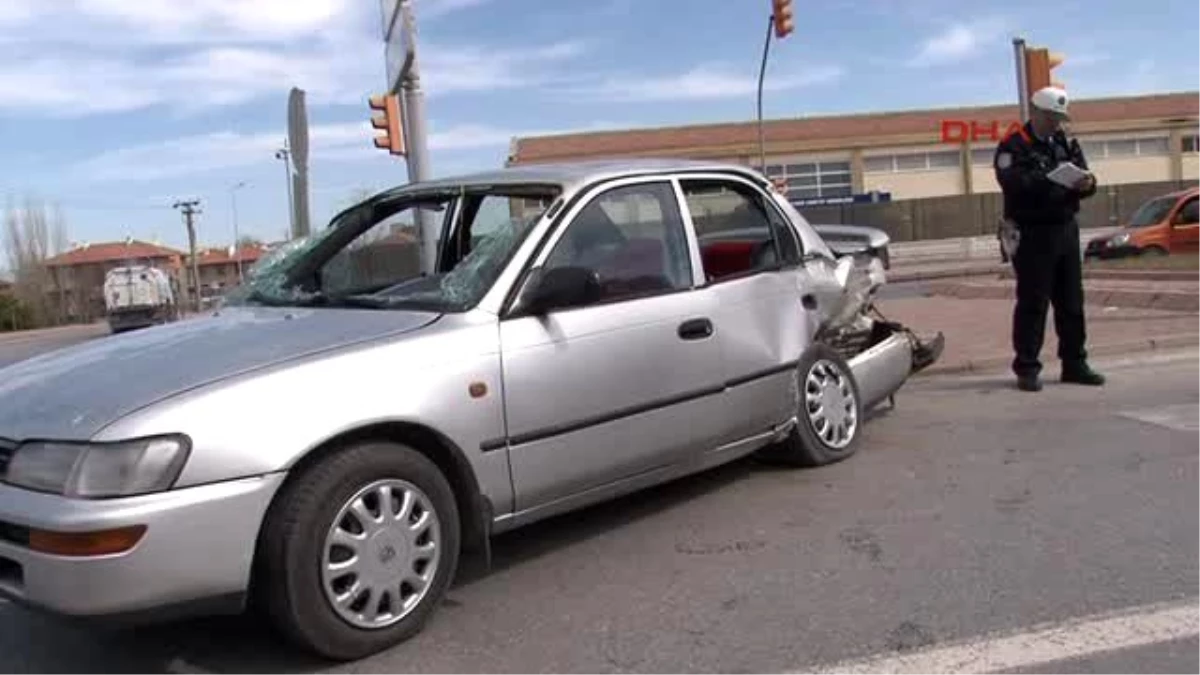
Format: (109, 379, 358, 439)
(796, 179, 1199, 242)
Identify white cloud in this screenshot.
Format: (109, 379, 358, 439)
(908, 18, 1009, 67)
(72, 119, 624, 182)
(0, 0, 588, 117)
(417, 0, 493, 19)
(566, 64, 845, 102)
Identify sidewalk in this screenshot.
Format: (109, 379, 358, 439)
(877, 295, 1199, 376)
(926, 276, 1199, 312)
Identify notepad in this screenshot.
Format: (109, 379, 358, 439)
(1047, 162, 1090, 188)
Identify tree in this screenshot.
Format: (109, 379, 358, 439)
(3, 194, 68, 328)
(0, 294, 34, 332)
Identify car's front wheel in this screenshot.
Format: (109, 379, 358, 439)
(758, 344, 863, 467)
(257, 440, 461, 661)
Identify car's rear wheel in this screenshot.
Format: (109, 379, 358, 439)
(257, 441, 460, 661)
(758, 344, 863, 467)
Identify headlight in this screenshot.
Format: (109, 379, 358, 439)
(1110, 233, 1131, 246)
(4, 435, 191, 498)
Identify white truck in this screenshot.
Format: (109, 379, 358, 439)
(102, 265, 179, 333)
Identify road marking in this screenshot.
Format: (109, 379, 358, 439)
(803, 599, 1200, 674)
(1120, 403, 1199, 434)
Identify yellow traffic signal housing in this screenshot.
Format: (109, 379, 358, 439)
(772, 0, 794, 39)
(1025, 47, 1067, 96)
(1047, 50, 1066, 89)
(368, 93, 405, 156)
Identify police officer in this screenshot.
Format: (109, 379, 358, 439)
(994, 86, 1105, 392)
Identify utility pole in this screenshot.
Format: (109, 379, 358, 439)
(173, 199, 202, 313)
(230, 181, 246, 283)
(395, 0, 437, 274)
(275, 145, 295, 240)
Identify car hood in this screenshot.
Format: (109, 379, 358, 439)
(0, 306, 440, 441)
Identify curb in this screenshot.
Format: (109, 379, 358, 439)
(998, 268, 1199, 282)
(926, 280, 1199, 313)
(887, 264, 1006, 283)
(917, 333, 1199, 377)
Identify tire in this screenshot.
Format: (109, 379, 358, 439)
(257, 441, 461, 661)
(758, 343, 864, 467)
(1141, 245, 1169, 257)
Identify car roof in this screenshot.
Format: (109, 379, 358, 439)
(1156, 186, 1200, 201)
(392, 158, 770, 194)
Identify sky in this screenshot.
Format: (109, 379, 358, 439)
(0, 0, 1196, 255)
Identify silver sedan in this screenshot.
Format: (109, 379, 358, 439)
(0, 159, 941, 660)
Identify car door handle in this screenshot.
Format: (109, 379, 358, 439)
(678, 318, 714, 341)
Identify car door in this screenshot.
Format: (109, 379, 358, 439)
(498, 178, 726, 513)
(1169, 195, 1199, 253)
(679, 175, 811, 446)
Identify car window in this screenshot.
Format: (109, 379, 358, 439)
(542, 181, 693, 304)
(321, 209, 424, 295)
(1176, 197, 1198, 225)
(679, 178, 794, 282)
(224, 187, 560, 313)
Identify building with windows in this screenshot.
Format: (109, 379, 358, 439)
(44, 240, 187, 322)
(507, 91, 1198, 204)
(42, 239, 277, 322)
(189, 242, 270, 306)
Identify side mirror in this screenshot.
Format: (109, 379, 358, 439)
(518, 266, 602, 315)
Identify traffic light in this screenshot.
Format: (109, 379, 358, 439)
(368, 93, 405, 156)
(771, 0, 794, 39)
(1024, 46, 1067, 95)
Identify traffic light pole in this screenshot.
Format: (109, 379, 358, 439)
(756, 13, 774, 172)
(1012, 37, 1030, 123)
(396, 0, 438, 275)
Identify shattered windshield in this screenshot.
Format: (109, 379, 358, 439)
(223, 186, 559, 313)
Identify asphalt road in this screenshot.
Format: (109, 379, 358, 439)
(0, 325, 109, 368)
(0, 347, 1195, 673)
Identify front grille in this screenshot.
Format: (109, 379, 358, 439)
(0, 438, 14, 479)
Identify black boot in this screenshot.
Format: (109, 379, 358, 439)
(1062, 362, 1106, 386)
(1017, 372, 1043, 392)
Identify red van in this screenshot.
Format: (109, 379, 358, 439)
(1085, 187, 1199, 259)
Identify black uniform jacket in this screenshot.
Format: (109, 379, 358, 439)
(994, 121, 1098, 231)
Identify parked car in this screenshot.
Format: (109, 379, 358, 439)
(0, 159, 943, 661)
(811, 223, 892, 269)
(1085, 186, 1199, 259)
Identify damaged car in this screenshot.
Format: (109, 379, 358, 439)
(0, 159, 942, 661)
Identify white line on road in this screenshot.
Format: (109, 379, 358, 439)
(1120, 403, 1200, 433)
(802, 598, 1200, 674)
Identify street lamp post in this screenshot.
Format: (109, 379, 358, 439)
(275, 145, 295, 241)
(230, 181, 247, 283)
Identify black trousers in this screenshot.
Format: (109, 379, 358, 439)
(1010, 219, 1087, 376)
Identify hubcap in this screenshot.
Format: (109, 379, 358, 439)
(803, 359, 858, 449)
(321, 479, 441, 630)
